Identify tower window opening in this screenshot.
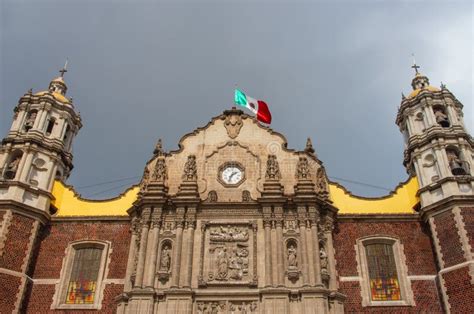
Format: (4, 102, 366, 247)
(46, 118, 56, 136)
(23, 110, 37, 132)
(433, 106, 450, 128)
(446, 148, 469, 176)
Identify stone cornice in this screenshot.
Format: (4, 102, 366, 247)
(419, 195, 474, 221)
(0, 200, 51, 225)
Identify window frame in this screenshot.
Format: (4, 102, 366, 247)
(355, 236, 414, 307)
(52, 240, 111, 310)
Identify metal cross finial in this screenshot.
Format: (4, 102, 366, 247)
(59, 59, 68, 77)
(411, 53, 420, 74)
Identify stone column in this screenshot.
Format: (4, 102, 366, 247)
(19, 151, 34, 182)
(124, 216, 140, 291)
(324, 222, 337, 290)
(298, 206, 310, 286)
(143, 208, 162, 288)
(134, 208, 151, 288)
(275, 219, 285, 286)
(171, 207, 185, 288)
(184, 219, 196, 288)
(263, 218, 273, 287)
(309, 206, 322, 285)
(271, 221, 278, 286)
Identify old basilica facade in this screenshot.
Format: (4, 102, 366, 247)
(0, 68, 473, 313)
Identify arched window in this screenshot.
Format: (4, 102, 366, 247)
(2, 150, 23, 180)
(23, 110, 38, 132)
(446, 147, 469, 176)
(45, 117, 56, 136)
(433, 105, 450, 128)
(54, 241, 110, 309)
(356, 236, 413, 307)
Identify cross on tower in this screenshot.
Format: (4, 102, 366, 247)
(59, 59, 68, 77)
(411, 54, 420, 74)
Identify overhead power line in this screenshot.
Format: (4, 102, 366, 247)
(328, 176, 392, 191)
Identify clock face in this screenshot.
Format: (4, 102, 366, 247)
(221, 166, 243, 185)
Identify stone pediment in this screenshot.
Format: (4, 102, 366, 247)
(143, 109, 326, 202)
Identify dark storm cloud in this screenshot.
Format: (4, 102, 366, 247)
(1, 0, 472, 198)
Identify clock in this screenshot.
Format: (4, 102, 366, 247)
(219, 162, 245, 186)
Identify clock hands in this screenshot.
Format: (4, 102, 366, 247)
(229, 171, 238, 181)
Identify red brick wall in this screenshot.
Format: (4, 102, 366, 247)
(0, 273, 21, 313)
(25, 220, 131, 311)
(24, 283, 123, 313)
(433, 210, 465, 268)
(0, 213, 35, 272)
(339, 280, 443, 313)
(334, 221, 437, 276)
(31, 221, 131, 279)
(334, 220, 442, 312)
(442, 266, 474, 314)
(461, 207, 474, 255)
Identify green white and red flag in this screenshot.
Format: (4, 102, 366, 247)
(234, 89, 272, 124)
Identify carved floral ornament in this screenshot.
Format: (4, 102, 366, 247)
(183, 155, 197, 181)
(265, 154, 281, 180)
(152, 158, 167, 182)
(224, 113, 243, 139)
(296, 156, 311, 180)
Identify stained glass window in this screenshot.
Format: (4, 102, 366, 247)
(65, 247, 102, 304)
(365, 243, 401, 301)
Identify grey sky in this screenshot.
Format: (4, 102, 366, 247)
(1, 0, 472, 198)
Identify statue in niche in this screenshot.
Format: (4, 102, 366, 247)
(242, 190, 251, 202)
(24, 111, 37, 131)
(296, 156, 311, 180)
(152, 158, 167, 181)
(320, 247, 328, 271)
(160, 244, 171, 271)
(287, 244, 297, 268)
(4, 155, 21, 180)
(216, 247, 229, 280)
(434, 108, 449, 127)
(208, 190, 218, 202)
(183, 155, 197, 181)
(265, 154, 281, 180)
(315, 168, 328, 195)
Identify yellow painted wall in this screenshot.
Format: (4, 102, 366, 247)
(51, 180, 139, 217)
(51, 177, 419, 217)
(329, 177, 419, 215)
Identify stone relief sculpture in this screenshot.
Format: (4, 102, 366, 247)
(287, 244, 297, 267)
(152, 158, 167, 182)
(153, 138, 165, 156)
(205, 224, 253, 284)
(305, 137, 315, 155)
(183, 155, 197, 181)
(286, 240, 300, 281)
(296, 156, 311, 180)
(242, 190, 251, 202)
(208, 190, 218, 202)
(224, 113, 243, 139)
(320, 247, 328, 273)
(265, 154, 281, 180)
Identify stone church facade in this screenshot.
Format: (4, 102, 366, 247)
(0, 68, 473, 313)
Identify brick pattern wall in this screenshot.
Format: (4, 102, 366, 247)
(0, 273, 21, 313)
(334, 220, 441, 312)
(442, 266, 474, 314)
(25, 221, 131, 312)
(461, 207, 474, 255)
(433, 210, 465, 268)
(0, 214, 35, 272)
(334, 221, 437, 276)
(339, 280, 443, 313)
(24, 283, 123, 313)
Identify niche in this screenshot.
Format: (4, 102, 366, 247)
(446, 147, 469, 176)
(3, 151, 23, 180)
(28, 158, 47, 187)
(433, 106, 450, 128)
(23, 110, 38, 132)
(286, 239, 299, 282)
(45, 117, 56, 136)
(157, 240, 172, 283)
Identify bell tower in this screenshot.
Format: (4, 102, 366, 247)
(396, 63, 474, 313)
(0, 64, 81, 312)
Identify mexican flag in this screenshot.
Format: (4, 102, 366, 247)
(234, 89, 272, 124)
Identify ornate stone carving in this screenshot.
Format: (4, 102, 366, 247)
(4, 155, 21, 180)
(196, 301, 226, 314)
(242, 190, 251, 202)
(183, 155, 197, 181)
(200, 222, 256, 286)
(286, 240, 300, 282)
(157, 242, 172, 282)
(315, 167, 329, 196)
(265, 154, 281, 180)
(320, 247, 328, 273)
(287, 244, 297, 267)
(152, 158, 167, 182)
(139, 166, 150, 194)
(153, 138, 165, 156)
(229, 301, 258, 313)
(196, 301, 258, 314)
(305, 137, 315, 155)
(24, 111, 37, 131)
(208, 190, 218, 202)
(296, 156, 311, 180)
(224, 113, 243, 139)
